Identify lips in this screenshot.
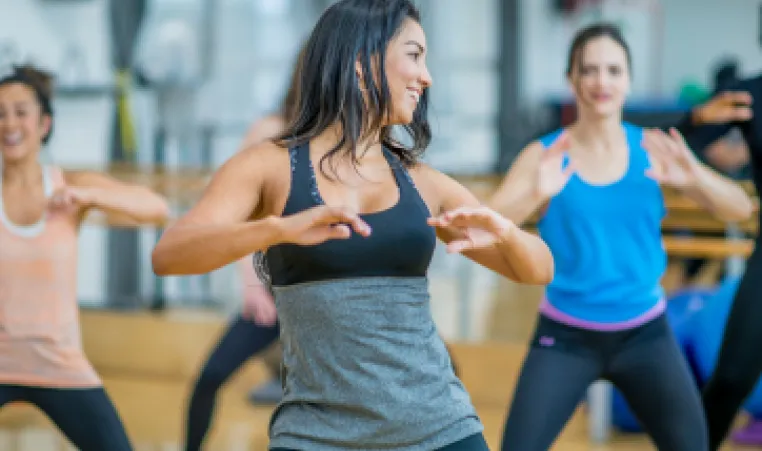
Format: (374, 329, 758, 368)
(2, 131, 22, 146)
(407, 88, 421, 103)
(592, 94, 612, 102)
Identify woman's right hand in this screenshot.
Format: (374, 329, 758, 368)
(276, 205, 372, 246)
(536, 132, 575, 200)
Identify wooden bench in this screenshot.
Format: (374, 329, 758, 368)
(76, 166, 759, 260)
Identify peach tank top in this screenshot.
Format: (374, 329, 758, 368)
(0, 166, 100, 387)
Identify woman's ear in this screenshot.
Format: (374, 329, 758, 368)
(355, 58, 363, 78)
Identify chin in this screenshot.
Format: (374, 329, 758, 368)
(0, 147, 31, 163)
(386, 112, 414, 126)
(584, 104, 620, 119)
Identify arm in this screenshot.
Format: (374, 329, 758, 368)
(241, 115, 284, 148)
(238, 255, 277, 325)
(151, 145, 285, 275)
(64, 171, 170, 225)
(680, 162, 754, 222)
(644, 128, 754, 222)
(488, 141, 549, 226)
(676, 85, 754, 155)
(152, 143, 370, 276)
(489, 134, 574, 227)
(415, 165, 554, 285)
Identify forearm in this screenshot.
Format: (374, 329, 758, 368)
(489, 188, 546, 227)
(493, 227, 554, 285)
(152, 216, 283, 276)
(238, 255, 263, 287)
(684, 164, 754, 222)
(87, 186, 170, 224)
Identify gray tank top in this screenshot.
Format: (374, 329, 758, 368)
(262, 145, 482, 450)
(269, 278, 482, 450)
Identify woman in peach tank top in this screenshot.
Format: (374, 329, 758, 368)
(0, 65, 169, 450)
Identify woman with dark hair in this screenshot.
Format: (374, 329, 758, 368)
(153, 1, 554, 449)
(0, 65, 170, 450)
(489, 23, 753, 451)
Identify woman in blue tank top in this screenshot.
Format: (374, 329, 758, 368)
(151, 1, 555, 450)
(489, 23, 754, 451)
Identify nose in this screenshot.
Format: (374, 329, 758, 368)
(420, 64, 432, 88)
(595, 71, 612, 88)
(0, 112, 15, 130)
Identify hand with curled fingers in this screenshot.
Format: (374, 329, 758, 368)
(276, 205, 371, 246)
(428, 205, 517, 254)
(694, 90, 753, 124)
(643, 127, 701, 188)
(48, 186, 95, 213)
(242, 283, 278, 326)
(536, 131, 576, 200)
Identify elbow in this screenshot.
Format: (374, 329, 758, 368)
(151, 245, 172, 276)
(733, 203, 755, 223)
(737, 197, 756, 222)
(153, 198, 171, 224)
(151, 234, 183, 276)
(535, 264, 555, 285)
(717, 197, 756, 223)
(527, 250, 555, 285)
(511, 246, 554, 285)
(144, 190, 172, 225)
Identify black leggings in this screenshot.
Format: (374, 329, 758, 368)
(0, 384, 132, 450)
(703, 251, 762, 449)
(501, 314, 707, 451)
(271, 432, 489, 451)
(185, 315, 280, 451)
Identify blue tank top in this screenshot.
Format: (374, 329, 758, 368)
(537, 123, 667, 323)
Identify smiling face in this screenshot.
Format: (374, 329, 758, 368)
(0, 82, 51, 165)
(568, 35, 631, 119)
(379, 18, 432, 126)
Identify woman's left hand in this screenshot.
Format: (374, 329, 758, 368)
(49, 186, 95, 212)
(643, 128, 701, 188)
(428, 206, 516, 254)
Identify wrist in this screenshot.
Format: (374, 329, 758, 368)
(692, 107, 707, 126)
(78, 187, 99, 208)
(496, 218, 519, 246)
(532, 183, 551, 205)
(263, 215, 287, 245)
(689, 162, 712, 190)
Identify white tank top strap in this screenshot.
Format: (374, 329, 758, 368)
(0, 165, 54, 238)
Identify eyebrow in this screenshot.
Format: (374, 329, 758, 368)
(405, 40, 425, 52)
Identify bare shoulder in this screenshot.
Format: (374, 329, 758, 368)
(496, 140, 545, 184)
(407, 162, 479, 214)
(231, 139, 292, 218)
(518, 140, 545, 164)
(242, 114, 285, 147)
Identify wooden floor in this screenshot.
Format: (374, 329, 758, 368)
(0, 345, 656, 451)
(0, 267, 755, 450)
(0, 357, 754, 451)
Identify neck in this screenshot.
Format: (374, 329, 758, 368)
(2, 156, 43, 186)
(312, 121, 384, 162)
(571, 110, 624, 151)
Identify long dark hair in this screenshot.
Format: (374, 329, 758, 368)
(566, 22, 632, 78)
(274, 0, 431, 178)
(0, 65, 55, 144)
